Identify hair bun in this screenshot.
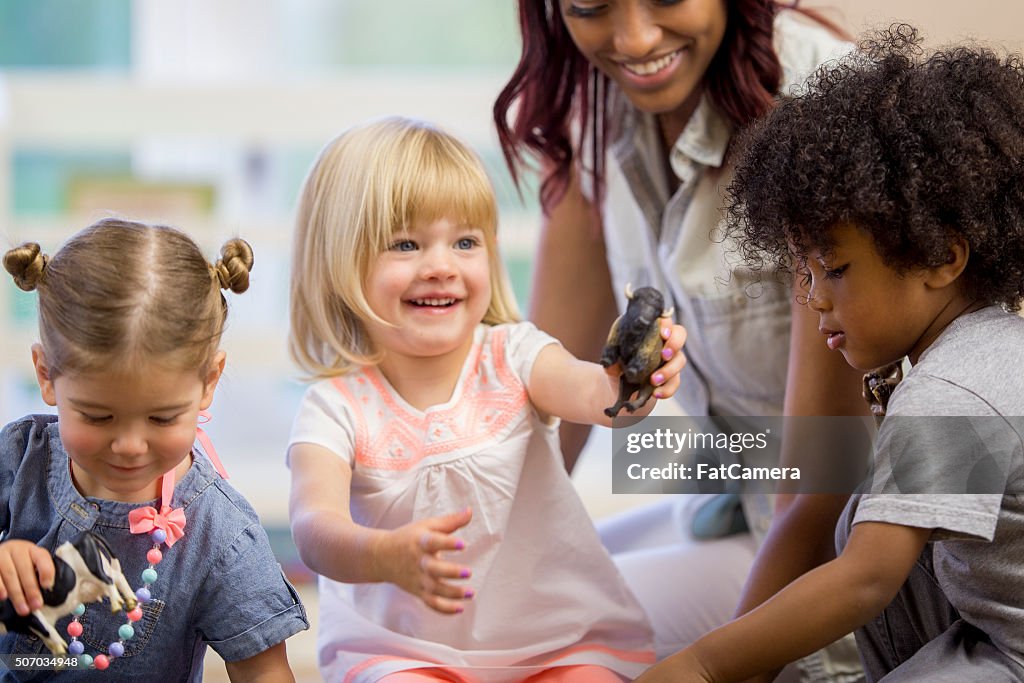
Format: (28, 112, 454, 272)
(3, 242, 49, 292)
(213, 238, 255, 294)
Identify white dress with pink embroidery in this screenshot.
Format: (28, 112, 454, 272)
(289, 322, 654, 683)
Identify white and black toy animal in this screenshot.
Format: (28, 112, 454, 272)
(0, 531, 137, 655)
(599, 284, 674, 417)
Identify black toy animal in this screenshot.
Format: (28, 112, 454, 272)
(0, 531, 137, 655)
(599, 284, 674, 417)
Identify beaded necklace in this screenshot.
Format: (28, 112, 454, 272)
(64, 412, 227, 671)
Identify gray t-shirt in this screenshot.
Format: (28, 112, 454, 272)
(849, 306, 1024, 668)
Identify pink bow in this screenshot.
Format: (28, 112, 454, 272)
(128, 505, 186, 547)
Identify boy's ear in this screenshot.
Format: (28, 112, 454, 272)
(923, 236, 970, 289)
(31, 344, 57, 406)
(200, 350, 227, 410)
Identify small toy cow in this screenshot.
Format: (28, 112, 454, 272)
(0, 531, 137, 655)
(600, 284, 674, 417)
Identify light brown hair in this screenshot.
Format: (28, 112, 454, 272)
(3, 217, 254, 377)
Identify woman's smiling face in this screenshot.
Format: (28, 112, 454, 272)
(560, 0, 728, 124)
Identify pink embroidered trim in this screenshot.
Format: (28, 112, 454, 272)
(334, 327, 528, 471)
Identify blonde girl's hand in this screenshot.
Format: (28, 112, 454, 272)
(376, 507, 474, 615)
(650, 318, 687, 401)
(0, 539, 56, 616)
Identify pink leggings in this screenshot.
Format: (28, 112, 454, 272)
(377, 665, 625, 682)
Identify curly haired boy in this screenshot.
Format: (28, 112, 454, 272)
(636, 24, 1024, 683)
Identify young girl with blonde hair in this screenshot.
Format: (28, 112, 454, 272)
(287, 116, 687, 683)
(0, 218, 307, 681)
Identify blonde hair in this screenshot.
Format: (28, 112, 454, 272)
(2, 217, 254, 378)
(289, 116, 519, 378)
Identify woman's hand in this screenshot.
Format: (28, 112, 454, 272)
(375, 507, 475, 614)
(0, 539, 55, 616)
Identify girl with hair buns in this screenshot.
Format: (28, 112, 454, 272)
(0, 218, 307, 681)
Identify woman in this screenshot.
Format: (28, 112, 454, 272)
(494, 1, 869, 679)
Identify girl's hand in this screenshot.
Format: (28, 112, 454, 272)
(375, 507, 474, 615)
(650, 318, 687, 401)
(602, 318, 688, 411)
(0, 539, 56, 616)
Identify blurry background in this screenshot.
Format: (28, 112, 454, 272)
(0, 1, 1021, 680)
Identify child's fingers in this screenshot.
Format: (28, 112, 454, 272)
(29, 545, 55, 591)
(419, 531, 467, 555)
(13, 550, 44, 612)
(659, 321, 687, 355)
(424, 575, 474, 602)
(421, 592, 468, 615)
(652, 345, 687, 387)
(654, 373, 681, 400)
(422, 555, 472, 582)
(0, 553, 30, 615)
(426, 507, 473, 535)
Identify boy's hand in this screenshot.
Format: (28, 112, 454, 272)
(375, 507, 474, 615)
(0, 539, 56, 616)
(634, 648, 714, 683)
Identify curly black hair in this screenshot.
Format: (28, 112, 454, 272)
(727, 24, 1024, 310)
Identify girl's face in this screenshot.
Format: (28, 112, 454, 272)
(364, 216, 492, 368)
(33, 348, 222, 503)
(799, 224, 953, 371)
(560, 0, 728, 126)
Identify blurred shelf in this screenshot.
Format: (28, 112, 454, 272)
(3, 71, 510, 148)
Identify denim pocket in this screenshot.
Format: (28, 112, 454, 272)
(79, 597, 164, 659)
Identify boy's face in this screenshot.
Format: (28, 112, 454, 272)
(798, 224, 948, 371)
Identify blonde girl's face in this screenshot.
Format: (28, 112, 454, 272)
(363, 216, 492, 367)
(33, 347, 223, 503)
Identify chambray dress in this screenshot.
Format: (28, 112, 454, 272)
(0, 415, 308, 682)
(289, 322, 653, 683)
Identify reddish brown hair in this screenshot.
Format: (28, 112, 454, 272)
(494, 0, 842, 214)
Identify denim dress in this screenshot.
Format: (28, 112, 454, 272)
(0, 415, 308, 682)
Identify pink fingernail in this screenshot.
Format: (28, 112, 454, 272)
(464, 589, 475, 599)
(662, 348, 673, 360)
(460, 569, 471, 578)
(455, 540, 465, 550)
(653, 373, 665, 384)
(654, 392, 664, 399)
(455, 606, 464, 614)
(662, 327, 671, 338)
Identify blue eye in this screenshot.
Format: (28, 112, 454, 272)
(456, 237, 479, 250)
(389, 240, 417, 252)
